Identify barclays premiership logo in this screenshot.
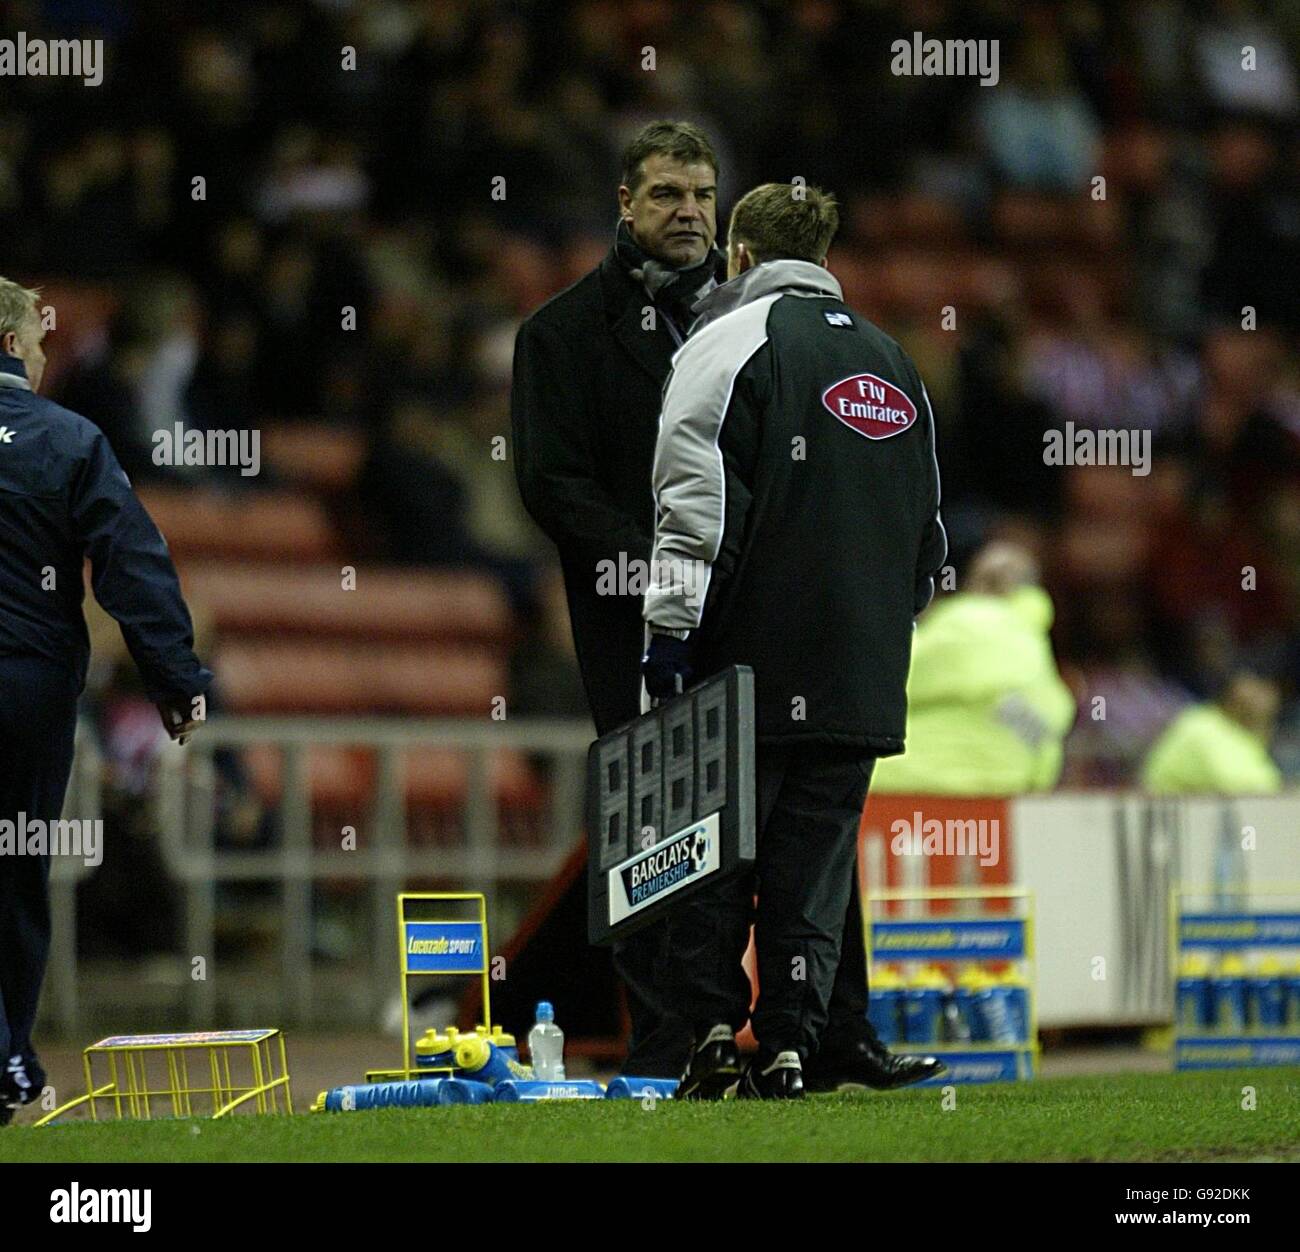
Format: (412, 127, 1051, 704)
(608, 813, 721, 925)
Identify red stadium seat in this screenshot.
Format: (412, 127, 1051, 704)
(213, 640, 507, 715)
(241, 743, 543, 813)
(178, 562, 511, 644)
(260, 424, 368, 493)
(992, 192, 1122, 252)
(239, 744, 546, 862)
(854, 193, 968, 245)
(138, 487, 338, 562)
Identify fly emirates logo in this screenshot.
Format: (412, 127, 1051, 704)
(822, 373, 918, 441)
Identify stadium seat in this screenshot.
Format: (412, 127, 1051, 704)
(241, 743, 543, 813)
(260, 423, 368, 493)
(213, 640, 507, 715)
(855, 193, 968, 244)
(138, 487, 338, 562)
(992, 192, 1122, 252)
(178, 563, 511, 644)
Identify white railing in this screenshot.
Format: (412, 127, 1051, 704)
(44, 720, 1298, 1037)
(46, 721, 102, 1036)
(46, 716, 595, 1033)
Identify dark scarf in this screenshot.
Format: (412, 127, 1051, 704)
(614, 218, 725, 338)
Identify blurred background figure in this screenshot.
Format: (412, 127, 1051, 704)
(1141, 671, 1283, 795)
(873, 542, 1077, 795)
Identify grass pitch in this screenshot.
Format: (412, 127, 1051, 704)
(3, 1069, 1296, 1164)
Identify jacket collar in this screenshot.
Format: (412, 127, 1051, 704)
(689, 260, 842, 333)
(0, 351, 31, 390)
(599, 248, 680, 384)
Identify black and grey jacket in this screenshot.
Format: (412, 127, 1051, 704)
(643, 260, 946, 753)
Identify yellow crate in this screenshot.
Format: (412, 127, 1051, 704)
(34, 1029, 293, 1125)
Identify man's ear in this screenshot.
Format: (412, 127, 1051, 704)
(818, 255, 829, 267)
(617, 184, 633, 220)
(1, 331, 16, 356)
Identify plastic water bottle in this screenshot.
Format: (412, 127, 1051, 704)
(454, 1036, 532, 1085)
(528, 1001, 566, 1080)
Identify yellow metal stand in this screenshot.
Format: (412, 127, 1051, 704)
(364, 891, 493, 1083)
(34, 1029, 293, 1126)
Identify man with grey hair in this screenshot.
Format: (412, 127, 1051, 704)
(0, 278, 210, 1124)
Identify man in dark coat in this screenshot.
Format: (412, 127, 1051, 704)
(511, 121, 726, 1076)
(0, 277, 209, 1124)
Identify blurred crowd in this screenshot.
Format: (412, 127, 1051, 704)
(3, 0, 1298, 782)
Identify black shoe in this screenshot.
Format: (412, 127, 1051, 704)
(736, 1050, 804, 1100)
(677, 1025, 742, 1101)
(805, 1037, 945, 1092)
(2, 1052, 46, 1108)
(0, 1103, 13, 1127)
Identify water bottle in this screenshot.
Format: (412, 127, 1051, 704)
(454, 1036, 532, 1085)
(528, 1001, 566, 1080)
(903, 967, 948, 1044)
(605, 1076, 678, 1100)
(955, 966, 988, 1041)
(494, 1079, 604, 1101)
(1211, 956, 1249, 1034)
(415, 1026, 467, 1072)
(1249, 959, 1287, 1030)
(995, 968, 1032, 1043)
(1286, 963, 1300, 1028)
(867, 965, 905, 1044)
(1175, 956, 1213, 1031)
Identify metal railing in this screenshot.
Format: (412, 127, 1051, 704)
(47, 716, 595, 1034)
(46, 720, 102, 1036)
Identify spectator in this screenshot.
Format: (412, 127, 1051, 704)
(1142, 671, 1284, 793)
(873, 543, 1078, 795)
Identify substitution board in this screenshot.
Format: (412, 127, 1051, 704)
(587, 665, 755, 945)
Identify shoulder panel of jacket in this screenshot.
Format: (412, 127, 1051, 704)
(644, 293, 778, 631)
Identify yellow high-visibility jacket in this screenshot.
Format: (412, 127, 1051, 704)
(1141, 704, 1282, 795)
(872, 585, 1076, 796)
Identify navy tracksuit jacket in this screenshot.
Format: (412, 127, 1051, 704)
(0, 350, 210, 1081)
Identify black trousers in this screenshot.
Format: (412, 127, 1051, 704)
(665, 742, 875, 1059)
(612, 920, 693, 1077)
(0, 655, 79, 1064)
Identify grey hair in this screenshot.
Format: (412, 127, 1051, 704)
(0, 277, 42, 338)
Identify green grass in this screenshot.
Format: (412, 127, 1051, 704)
(4, 1070, 1297, 1163)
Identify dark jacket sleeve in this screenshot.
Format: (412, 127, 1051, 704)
(511, 316, 652, 570)
(913, 380, 948, 615)
(71, 428, 212, 704)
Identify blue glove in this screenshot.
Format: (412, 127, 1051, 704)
(642, 632, 694, 702)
